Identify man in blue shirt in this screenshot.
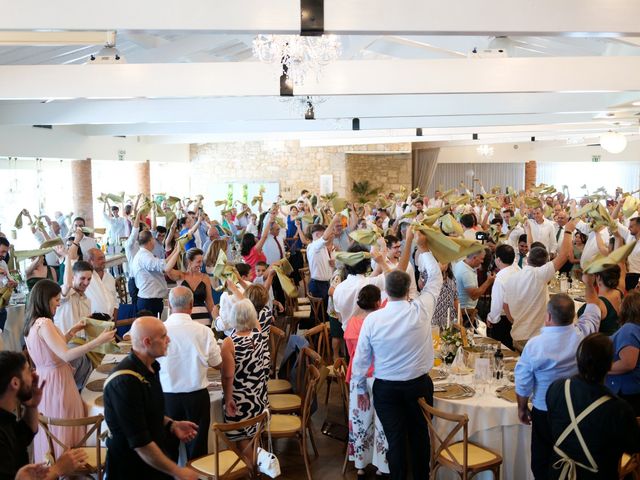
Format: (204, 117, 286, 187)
(515, 277, 601, 479)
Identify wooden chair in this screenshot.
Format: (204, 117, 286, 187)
(267, 326, 293, 395)
(188, 411, 267, 479)
(307, 295, 326, 328)
(114, 275, 128, 304)
(269, 347, 321, 414)
(38, 413, 107, 480)
(418, 399, 502, 480)
(298, 267, 310, 305)
(302, 323, 331, 366)
(619, 417, 640, 479)
(267, 364, 321, 480)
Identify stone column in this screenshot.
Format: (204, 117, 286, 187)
(524, 160, 537, 191)
(134, 160, 151, 196)
(70, 158, 94, 227)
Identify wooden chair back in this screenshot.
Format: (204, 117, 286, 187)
(114, 276, 128, 304)
(303, 322, 331, 365)
(269, 325, 286, 378)
(205, 411, 267, 479)
(332, 358, 349, 424)
(295, 346, 322, 396)
(38, 414, 105, 479)
(307, 294, 326, 327)
(299, 267, 310, 297)
(619, 417, 640, 479)
(418, 398, 471, 476)
(301, 365, 321, 428)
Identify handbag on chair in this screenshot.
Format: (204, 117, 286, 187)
(257, 410, 281, 477)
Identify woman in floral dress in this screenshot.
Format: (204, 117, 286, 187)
(343, 285, 389, 478)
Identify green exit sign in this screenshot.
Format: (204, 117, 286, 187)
(592, 155, 601, 163)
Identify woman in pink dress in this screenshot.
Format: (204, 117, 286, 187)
(23, 279, 116, 462)
(240, 212, 275, 280)
(344, 285, 389, 479)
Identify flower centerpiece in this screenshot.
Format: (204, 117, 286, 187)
(438, 325, 475, 365)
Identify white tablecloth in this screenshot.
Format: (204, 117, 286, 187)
(433, 374, 533, 480)
(81, 353, 224, 453)
(1, 304, 26, 351)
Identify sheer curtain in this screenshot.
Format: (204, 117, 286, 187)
(412, 147, 440, 193)
(537, 162, 640, 198)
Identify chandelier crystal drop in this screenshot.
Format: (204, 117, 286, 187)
(476, 144, 494, 157)
(252, 34, 342, 86)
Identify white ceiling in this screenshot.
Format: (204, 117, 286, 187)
(1, 0, 640, 148)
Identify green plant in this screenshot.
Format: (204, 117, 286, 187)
(351, 180, 382, 203)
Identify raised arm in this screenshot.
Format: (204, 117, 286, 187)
(397, 226, 414, 272)
(574, 273, 602, 337)
(552, 219, 577, 271)
(255, 213, 275, 254)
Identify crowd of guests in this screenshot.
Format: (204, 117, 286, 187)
(0, 182, 639, 479)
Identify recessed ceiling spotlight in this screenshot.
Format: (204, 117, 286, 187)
(632, 101, 640, 106)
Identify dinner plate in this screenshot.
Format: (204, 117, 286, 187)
(96, 363, 117, 374)
(433, 383, 475, 399)
(429, 368, 448, 382)
(95, 396, 104, 407)
(86, 378, 106, 392)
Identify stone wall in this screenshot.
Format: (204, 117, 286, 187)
(189, 141, 411, 198)
(345, 153, 412, 201)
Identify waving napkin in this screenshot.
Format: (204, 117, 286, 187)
(212, 250, 238, 291)
(0, 286, 14, 309)
(335, 251, 372, 267)
(412, 224, 484, 264)
(584, 240, 637, 274)
(623, 196, 639, 219)
(84, 317, 119, 354)
(81, 227, 106, 236)
(349, 228, 382, 246)
(331, 197, 349, 213)
(271, 258, 297, 298)
(40, 238, 64, 249)
(14, 211, 26, 229)
(13, 248, 54, 261)
(524, 197, 542, 208)
(440, 214, 464, 236)
(97, 192, 125, 204)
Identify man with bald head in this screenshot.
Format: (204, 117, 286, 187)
(84, 248, 118, 319)
(103, 316, 199, 480)
(159, 286, 222, 460)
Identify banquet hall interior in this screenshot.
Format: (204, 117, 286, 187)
(2, 2, 640, 480)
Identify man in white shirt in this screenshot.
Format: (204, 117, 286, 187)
(623, 217, 640, 290)
(553, 211, 573, 275)
(261, 220, 289, 305)
(103, 202, 128, 249)
(131, 230, 181, 318)
(504, 219, 577, 352)
(384, 234, 418, 299)
(53, 233, 93, 334)
(306, 215, 342, 313)
(333, 244, 394, 332)
(85, 248, 118, 320)
(69, 217, 99, 259)
(580, 226, 610, 269)
(527, 207, 557, 256)
(452, 249, 494, 327)
(352, 241, 443, 480)
(486, 244, 519, 350)
(427, 191, 444, 209)
(158, 286, 222, 461)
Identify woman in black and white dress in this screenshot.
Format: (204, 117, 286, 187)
(220, 295, 269, 448)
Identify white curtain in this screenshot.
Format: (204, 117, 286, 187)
(537, 162, 640, 198)
(412, 147, 440, 193)
(428, 162, 525, 196)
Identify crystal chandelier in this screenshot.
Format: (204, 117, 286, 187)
(281, 95, 327, 119)
(476, 144, 494, 157)
(252, 34, 342, 86)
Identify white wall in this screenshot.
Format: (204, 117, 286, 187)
(436, 139, 640, 164)
(0, 125, 189, 162)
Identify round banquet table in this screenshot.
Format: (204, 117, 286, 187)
(81, 352, 224, 456)
(1, 303, 26, 352)
(433, 373, 533, 480)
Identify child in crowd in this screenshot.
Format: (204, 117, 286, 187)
(252, 261, 284, 315)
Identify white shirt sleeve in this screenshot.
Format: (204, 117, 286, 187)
(487, 278, 505, 324)
(139, 251, 166, 273)
(207, 329, 223, 367)
(415, 251, 443, 319)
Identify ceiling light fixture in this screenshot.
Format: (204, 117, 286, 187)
(600, 130, 627, 154)
(476, 144, 494, 157)
(252, 34, 341, 86)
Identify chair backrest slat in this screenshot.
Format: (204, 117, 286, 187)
(418, 398, 469, 472)
(210, 411, 267, 477)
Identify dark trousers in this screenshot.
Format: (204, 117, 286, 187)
(128, 277, 138, 306)
(373, 374, 433, 480)
(271, 275, 286, 307)
(531, 407, 552, 480)
(487, 316, 514, 350)
(164, 389, 211, 461)
(626, 273, 640, 292)
(0, 308, 6, 331)
(136, 297, 164, 318)
(620, 392, 640, 417)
